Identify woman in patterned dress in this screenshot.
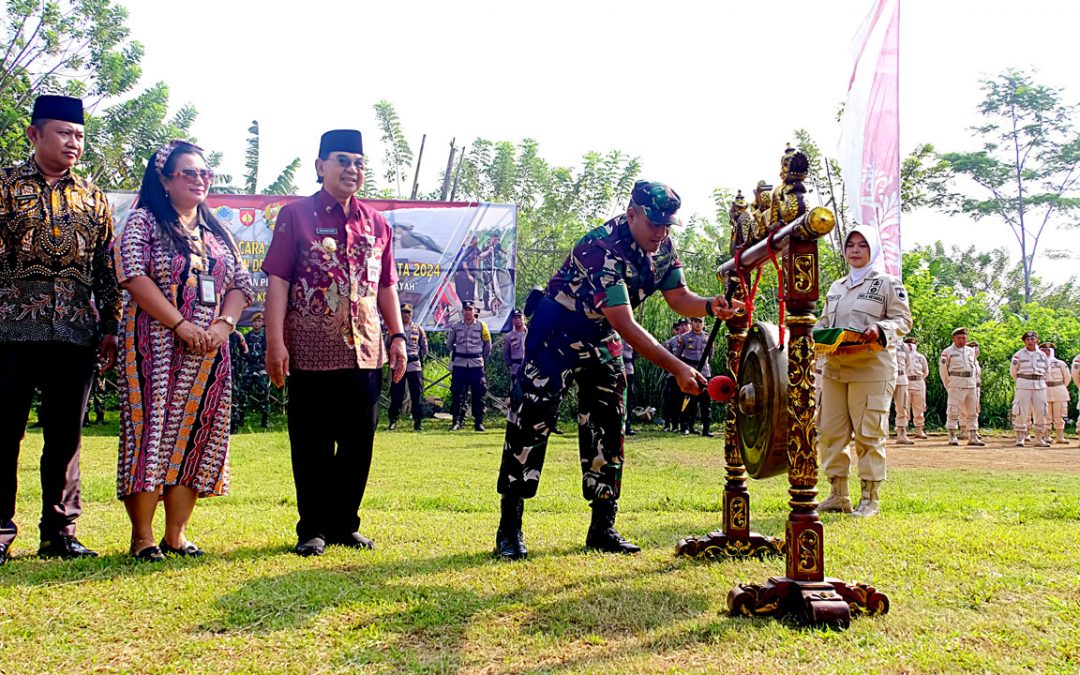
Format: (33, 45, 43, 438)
(113, 141, 253, 561)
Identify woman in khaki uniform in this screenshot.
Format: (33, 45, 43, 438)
(816, 226, 912, 517)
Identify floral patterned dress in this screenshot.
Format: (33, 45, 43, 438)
(113, 208, 253, 499)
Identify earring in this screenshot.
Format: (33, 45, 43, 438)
(165, 190, 169, 199)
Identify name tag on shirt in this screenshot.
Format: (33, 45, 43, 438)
(315, 227, 337, 235)
(367, 255, 381, 280)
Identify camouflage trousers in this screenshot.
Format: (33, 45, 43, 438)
(497, 330, 626, 502)
(236, 371, 270, 425)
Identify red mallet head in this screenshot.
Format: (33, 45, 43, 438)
(707, 375, 736, 402)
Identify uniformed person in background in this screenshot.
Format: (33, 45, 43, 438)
(816, 225, 911, 518)
(1040, 342, 1071, 444)
(1010, 330, 1051, 448)
(661, 319, 689, 432)
(892, 339, 914, 444)
(228, 328, 247, 433)
(622, 339, 637, 436)
(387, 303, 427, 431)
(968, 340, 986, 444)
(904, 337, 929, 439)
(940, 328, 982, 446)
(1072, 351, 1080, 446)
(244, 312, 270, 429)
(503, 309, 527, 391)
(447, 300, 491, 431)
(676, 316, 714, 437)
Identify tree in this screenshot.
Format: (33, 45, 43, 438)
(211, 120, 301, 196)
(373, 99, 413, 198)
(1, 0, 143, 165)
(936, 70, 1080, 305)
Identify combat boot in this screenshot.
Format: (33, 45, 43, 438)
(449, 420, 462, 431)
(1056, 429, 1067, 444)
(850, 480, 881, 518)
(1015, 430, 1026, 447)
(260, 412, 269, 429)
(948, 429, 959, 446)
(897, 428, 915, 445)
(494, 496, 527, 561)
(817, 476, 853, 514)
(967, 430, 985, 447)
(701, 421, 714, 438)
(914, 426, 928, 439)
(1035, 430, 1052, 448)
(387, 419, 398, 431)
(585, 500, 640, 554)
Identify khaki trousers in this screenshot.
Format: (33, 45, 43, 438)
(819, 377, 893, 482)
(907, 381, 926, 428)
(1011, 388, 1047, 434)
(946, 386, 979, 431)
(1048, 401, 1067, 431)
(893, 383, 910, 428)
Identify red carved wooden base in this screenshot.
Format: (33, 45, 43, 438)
(675, 531, 784, 559)
(727, 577, 890, 628)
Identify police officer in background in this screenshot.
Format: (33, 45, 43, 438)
(1040, 342, 1071, 444)
(676, 316, 714, 436)
(229, 328, 248, 433)
(447, 300, 491, 431)
(661, 319, 689, 432)
(387, 303, 428, 431)
(1010, 330, 1051, 448)
(503, 309, 527, 391)
(968, 340, 986, 444)
(940, 328, 983, 446)
(1072, 351, 1080, 446)
(892, 339, 913, 444)
(904, 337, 929, 439)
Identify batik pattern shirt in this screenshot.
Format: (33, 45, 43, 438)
(262, 190, 397, 371)
(547, 215, 685, 327)
(0, 156, 121, 346)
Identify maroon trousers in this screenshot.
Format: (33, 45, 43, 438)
(0, 342, 95, 547)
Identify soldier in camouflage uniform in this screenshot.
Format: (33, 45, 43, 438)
(494, 180, 740, 560)
(243, 312, 270, 428)
(228, 322, 248, 434)
(676, 316, 714, 436)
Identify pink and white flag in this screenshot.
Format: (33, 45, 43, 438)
(838, 0, 901, 277)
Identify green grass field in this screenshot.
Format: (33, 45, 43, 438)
(1, 421, 1078, 674)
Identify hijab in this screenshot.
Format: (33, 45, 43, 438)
(845, 224, 882, 286)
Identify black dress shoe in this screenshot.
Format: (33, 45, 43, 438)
(626, 428, 637, 437)
(329, 532, 375, 550)
(387, 420, 398, 430)
(449, 422, 462, 431)
(38, 535, 98, 559)
(0, 542, 8, 565)
(132, 545, 165, 562)
(474, 423, 486, 432)
(701, 430, 715, 438)
(158, 539, 205, 558)
(413, 420, 423, 431)
(294, 536, 326, 557)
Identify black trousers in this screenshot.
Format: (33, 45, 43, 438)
(663, 376, 681, 427)
(287, 367, 381, 542)
(450, 365, 486, 423)
(682, 391, 712, 431)
(388, 370, 424, 422)
(0, 342, 95, 547)
(624, 372, 636, 431)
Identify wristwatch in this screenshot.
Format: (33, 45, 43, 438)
(214, 315, 237, 331)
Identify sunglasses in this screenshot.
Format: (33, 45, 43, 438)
(171, 168, 215, 183)
(330, 155, 366, 171)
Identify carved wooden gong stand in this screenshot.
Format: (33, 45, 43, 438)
(675, 207, 890, 628)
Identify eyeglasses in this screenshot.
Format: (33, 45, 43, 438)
(171, 168, 215, 183)
(331, 155, 366, 171)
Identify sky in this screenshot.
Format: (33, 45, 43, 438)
(119, 0, 1080, 283)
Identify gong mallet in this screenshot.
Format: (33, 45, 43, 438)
(680, 290, 734, 412)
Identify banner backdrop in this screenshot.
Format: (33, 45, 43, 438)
(108, 193, 517, 331)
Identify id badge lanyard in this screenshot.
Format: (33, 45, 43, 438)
(189, 222, 218, 308)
